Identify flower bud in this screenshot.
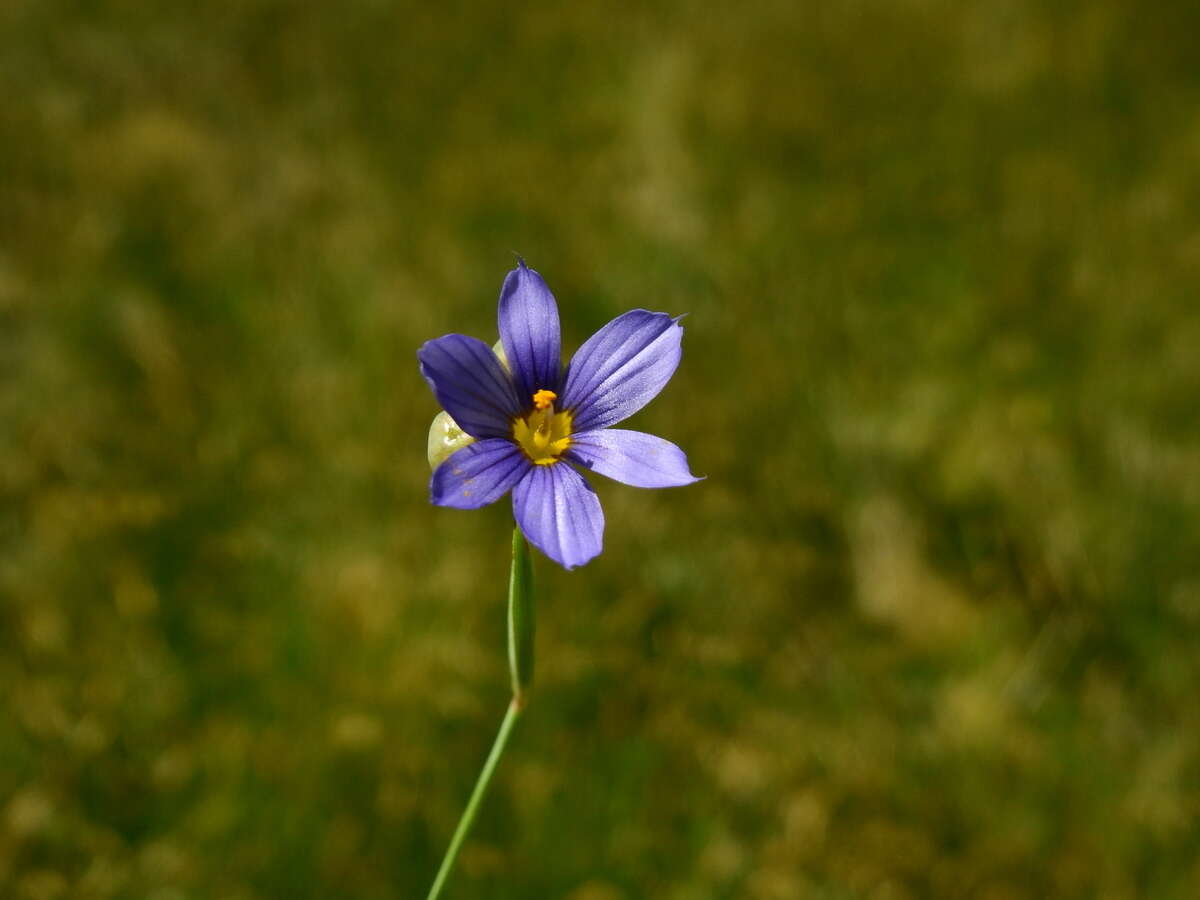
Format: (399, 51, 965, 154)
(427, 410, 474, 470)
(492, 339, 510, 373)
(425, 340, 510, 471)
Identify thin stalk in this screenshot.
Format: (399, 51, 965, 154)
(507, 528, 535, 706)
(424, 699, 521, 900)
(425, 527, 534, 900)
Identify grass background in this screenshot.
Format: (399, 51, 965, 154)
(4, 0, 1200, 897)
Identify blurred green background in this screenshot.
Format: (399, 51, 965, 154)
(3, 0, 1200, 897)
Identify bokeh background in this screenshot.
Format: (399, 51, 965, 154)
(4, 0, 1200, 897)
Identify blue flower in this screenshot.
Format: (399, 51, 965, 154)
(419, 261, 700, 569)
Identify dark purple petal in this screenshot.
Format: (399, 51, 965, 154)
(498, 260, 562, 400)
(567, 429, 701, 488)
(560, 310, 683, 432)
(430, 439, 530, 509)
(418, 334, 521, 439)
(512, 463, 604, 570)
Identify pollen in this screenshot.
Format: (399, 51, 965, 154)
(513, 391, 572, 465)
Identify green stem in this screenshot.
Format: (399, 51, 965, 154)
(424, 699, 522, 900)
(425, 527, 535, 900)
(508, 528, 535, 706)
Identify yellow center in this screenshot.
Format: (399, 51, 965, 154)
(513, 390, 572, 465)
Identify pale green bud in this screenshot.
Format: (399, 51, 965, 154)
(492, 339, 509, 373)
(425, 340, 511, 471)
(427, 411, 474, 470)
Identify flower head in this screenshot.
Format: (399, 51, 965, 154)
(418, 260, 700, 569)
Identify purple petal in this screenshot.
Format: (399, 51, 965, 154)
(418, 334, 522, 439)
(567, 429, 701, 488)
(559, 310, 683, 432)
(431, 439, 530, 509)
(512, 463, 604, 570)
(498, 260, 562, 400)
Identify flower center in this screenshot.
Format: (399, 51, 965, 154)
(513, 390, 572, 465)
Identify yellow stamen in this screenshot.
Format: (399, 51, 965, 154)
(513, 391, 572, 465)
